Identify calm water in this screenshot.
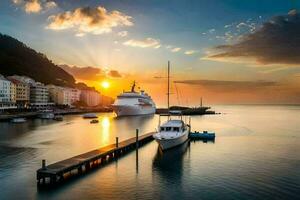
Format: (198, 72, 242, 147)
(0, 105, 300, 200)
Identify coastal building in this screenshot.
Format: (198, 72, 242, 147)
(48, 85, 81, 106)
(29, 81, 53, 108)
(80, 90, 101, 107)
(0, 75, 17, 110)
(6, 75, 52, 109)
(9, 81, 16, 103)
(7, 75, 35, 85)
(7, 77, 30, 107)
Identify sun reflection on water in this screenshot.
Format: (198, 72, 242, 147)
(101, 117, 111, 145)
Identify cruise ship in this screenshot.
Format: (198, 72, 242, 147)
(112, 81, 156, 116)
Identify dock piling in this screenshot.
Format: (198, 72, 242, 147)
(136, 129, 139, 149)
(136, 129, 139, 173)
(116, 137, 119, 148)
(42, 159, 46, 169)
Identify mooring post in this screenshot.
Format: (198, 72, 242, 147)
(42, 159, 46, 169)
(136, 129, 139, 149)
(116, 137, 119, 148)
(136, 129, 139, 173)
(189, 117, 191, 132)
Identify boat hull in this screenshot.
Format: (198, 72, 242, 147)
(39, 113, 54, 119)
(112, 105, 155, 117)
(11, 118, 26, 123)
(154, 131, 189, 150)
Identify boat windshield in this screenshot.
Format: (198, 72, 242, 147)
(160, 127, 180, 132)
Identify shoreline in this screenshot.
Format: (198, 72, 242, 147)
(0, 107, 113, 121)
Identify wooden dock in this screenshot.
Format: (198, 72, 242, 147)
(37, 131, 155, 187)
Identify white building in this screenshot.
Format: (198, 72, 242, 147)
(0, 75, 17, 110)
(7, 77, 30, 107)
(48, 85, 81, 106)
(7, 75, 35, 85)
(6, 75, 52, 108)
(30, 82, 52, 108)
(80, 90, 101, 107)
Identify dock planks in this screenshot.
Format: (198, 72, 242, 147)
(37, 132, 155, 187)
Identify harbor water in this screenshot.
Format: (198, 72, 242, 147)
(0, 105, 299, 199)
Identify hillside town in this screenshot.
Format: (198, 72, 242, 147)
(0, 74, 113, 111)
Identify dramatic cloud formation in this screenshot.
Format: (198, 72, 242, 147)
(12, 0, 56, 13)
(175, 79, 277, 92)
(123, 38, 160, 48)
(47, 6, 133, 36)
(205, 10, 300, 65)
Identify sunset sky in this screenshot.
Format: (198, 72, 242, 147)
(1, 0, 300, 106)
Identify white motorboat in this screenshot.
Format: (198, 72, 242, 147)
(82, 113, 98, 119)
(11, 118, 27, 123)
(153, 115, 190, 150)
(153, 61, 190, 150)
(112, 81, 156, 117)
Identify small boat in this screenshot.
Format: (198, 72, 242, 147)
(11, 118, 26, 123)
(153, 114, 190, 150)
(83, 113, 98, 119)
(189, 131, 215, 140)
(90, 119, 99, 124)
(39, 113, 55, 119)
(54, 115, 63, 121)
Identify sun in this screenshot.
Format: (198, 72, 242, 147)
(101, 81, 110, 89)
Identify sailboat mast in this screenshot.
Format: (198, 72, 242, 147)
(167, 61, 170, 109)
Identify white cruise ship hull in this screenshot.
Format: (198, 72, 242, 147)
(112, 105, 155, 117)
(153, 131, 189, 150)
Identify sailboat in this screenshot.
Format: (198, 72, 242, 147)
(153, 61, 190, 150)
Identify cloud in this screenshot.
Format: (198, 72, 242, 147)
(108, 70, 122, 78)
(123, 38, 160, 48)
(75, 33, 85, 37)
(60, 65, 123, 80)
(184, 50, 196, 55)
(12, 0, 56, 13)
(224, 24, 233, 28)
(174, 79, 277, 92)
(294, 73, 300, 78)
(117, 31, 128, 37)
(24, 0, 41, 13)
(60, 65, 103, 81)
(47, 6, 133, 35)
(205, 10, 300, 65)
(258, 66, 289, 74)
(171, 47, 181, 52)
(208, 28, 215, 33)
(44, 1, 56, 9)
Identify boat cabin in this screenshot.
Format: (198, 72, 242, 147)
(159, 120, 185, 132)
